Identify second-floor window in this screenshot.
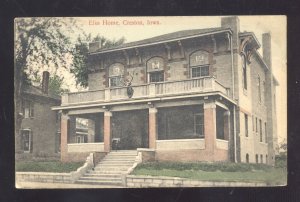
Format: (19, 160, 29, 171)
(245, 113, 248, 137)
(191, 66, 209, 78)
(265, 122, 267, 143)
(241, 54, 247, 90)
(149, 71, 164, 83)
(109, 63, 125, 87)
(258, 75, 262, 102)
(259, 119, 263, 142)
(147, 57, 165, 83)
(22, 100, 34, 118)
(190, 50, 210, 78)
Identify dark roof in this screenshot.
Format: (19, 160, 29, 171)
(92, 27, 228, 53)
(22, 84, 61, 101)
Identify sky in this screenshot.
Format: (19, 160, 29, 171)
(59, 16, 287, 144)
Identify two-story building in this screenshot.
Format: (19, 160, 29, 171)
(53, 16, 278, 165)
(16, 71, 61, 160)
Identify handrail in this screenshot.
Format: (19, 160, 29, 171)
(62, 77, 229, 105)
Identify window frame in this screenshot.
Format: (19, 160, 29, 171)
(194, 113, 204, 139)
(23, 100, 34, 118)
(109, 76, 123, 87)
(21, 129, 32, 153)
(191, 65, 210, 78)
(244, 113, 248, 137)
(258, 75, 262, 103)
(259, 119, 263, 142)
(241, 53, 247, 90)
(149, 71, 164, 83)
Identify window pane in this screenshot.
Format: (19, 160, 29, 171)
(110, 77, 121, 87)
(150, 72, 164, 82)
(22, 130, 30, 151)
(201, 66, 209, 76)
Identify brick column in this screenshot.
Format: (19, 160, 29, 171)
(104, 111, 112, 152)
(149, 108, 157, 149)
(61, 113, 69, 162)
(223, 111, 230, 141)
(204, 101, 217, 158)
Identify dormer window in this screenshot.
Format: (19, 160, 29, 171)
(190, 50, 209, 78)
(147, 57, 165, 83)
(109, 63, 125, 87)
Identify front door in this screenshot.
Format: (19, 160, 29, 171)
(112, 110, 148, 150)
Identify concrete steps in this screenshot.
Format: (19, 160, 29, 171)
(75, 150, 137, 186)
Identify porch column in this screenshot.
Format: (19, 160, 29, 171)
(104, 111, 112, 152)
(223, 111, 230, 141)
(204, 101, 217, 158)
(61, 113, 69, 162)
(149, 107, 157, 149)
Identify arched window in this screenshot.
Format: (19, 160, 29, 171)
(241, 54, 247, 90)
(246, 153, 249, 163)
(146, 57, 165, 83)
(258, 75, 261, 102)
(255, 154, 258, 164)
(109, 63, 125, 87)
(189, 50, 209, 78)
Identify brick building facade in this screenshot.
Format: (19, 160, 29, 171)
(16, 72, 61, 160)
(53, 16, 278, 165)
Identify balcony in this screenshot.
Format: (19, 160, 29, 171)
(61, 77, 230, 106)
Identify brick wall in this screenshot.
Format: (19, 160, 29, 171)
(19, 96, 60, 158)
(155, 149, 228, 162)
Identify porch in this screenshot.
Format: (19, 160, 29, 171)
(60, 99, 233, 163)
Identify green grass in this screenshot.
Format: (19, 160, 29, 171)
(15, 161, 85, 173)
(132, 162, 287, 185)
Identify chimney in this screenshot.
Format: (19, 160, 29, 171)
(89, 41, 101, 53)
(262, 33, 272, 69)
(221, 16, 240, 48)
(42, 71, 50, 94)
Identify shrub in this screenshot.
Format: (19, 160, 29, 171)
(135, 161, 272, 172)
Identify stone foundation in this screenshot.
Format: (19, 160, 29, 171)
(126, 175, 267, 187)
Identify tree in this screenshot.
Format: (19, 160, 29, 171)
(71, 34, 125, 88)
(49, 75, 70, 97)
(14, 17, 79, 152)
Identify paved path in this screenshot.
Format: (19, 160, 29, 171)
(16, 181, 125, 189)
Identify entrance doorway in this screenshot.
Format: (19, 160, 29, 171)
(111, 110, 148, 150)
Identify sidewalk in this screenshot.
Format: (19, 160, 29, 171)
(16, 181, 125, 189)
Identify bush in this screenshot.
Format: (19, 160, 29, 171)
(135, 161, 272, 172)
(275, 153, 287, 168)
(15, 161, 84, 173)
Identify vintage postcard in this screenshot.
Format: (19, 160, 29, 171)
(14, 16, 287, 188)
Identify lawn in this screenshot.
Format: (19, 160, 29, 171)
(15, 161, 85, 173)
(132, 162, 287, 185)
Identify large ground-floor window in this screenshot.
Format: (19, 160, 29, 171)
(158, 105, 203, 140)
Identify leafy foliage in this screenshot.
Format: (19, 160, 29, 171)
(71, 34, 125, 87)
(49, 75, 70, 96)
(14, 17, 80, 152)
(15, 161, 84, 173)
(135, 162, 272, 172)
